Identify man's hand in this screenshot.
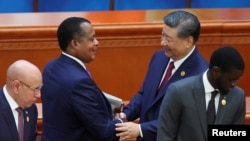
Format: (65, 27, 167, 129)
(115, 122, 140, 140)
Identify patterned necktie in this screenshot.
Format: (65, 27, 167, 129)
(16, 108, 24, 141)
(158, 61, 175, 91)
(207, 91, 218, 124)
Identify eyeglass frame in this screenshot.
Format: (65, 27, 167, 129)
(18, 80, 43, 93)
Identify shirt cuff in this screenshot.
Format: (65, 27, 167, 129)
(117, 118, 123, 123)
(139, 124, 143, 137)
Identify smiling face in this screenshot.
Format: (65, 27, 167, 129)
(161, 25, 193, 61)
(70, 22, 99, 63)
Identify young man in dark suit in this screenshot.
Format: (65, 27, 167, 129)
(157, 46, 245, 141)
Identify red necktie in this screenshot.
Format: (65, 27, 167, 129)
(158, 61, 175, 91)
(16, 108, 24, 141)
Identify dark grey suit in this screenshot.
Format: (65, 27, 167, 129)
(157, 74, 245, 141)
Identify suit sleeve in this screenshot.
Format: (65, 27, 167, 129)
(157, 84, 181, 141)
(232, 88, 246, 124)
(72, 78, 120, 141)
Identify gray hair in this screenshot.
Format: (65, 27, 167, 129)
(163, 10, 200, 44)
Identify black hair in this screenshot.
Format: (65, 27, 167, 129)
(209, 46, 245, 72)
(163, 10, 200, 44)
(57, 17, 91, 51)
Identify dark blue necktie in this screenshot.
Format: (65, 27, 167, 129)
(207, 91, 218, 124)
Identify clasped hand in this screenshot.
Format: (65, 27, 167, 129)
(114, 111, 140, 141)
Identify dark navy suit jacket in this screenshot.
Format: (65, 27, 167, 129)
(0, 89, 38, 141)
(123, 48, 208, 141)
(41, 54, 121, 141)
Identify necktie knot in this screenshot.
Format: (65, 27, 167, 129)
(16, 107, 23, 114)
(211, 90, 218, 100)
(168, 61, 175, 70)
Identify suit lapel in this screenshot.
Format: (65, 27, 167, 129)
(0, 91, 20, 141)
(215, 94, 230, 124)
(144, 55, 169, 111)
(23, 109, 29, 141)
(153, 56, 197, 104)
(61, 54, 113, 116)
(193, 75, 208, 140)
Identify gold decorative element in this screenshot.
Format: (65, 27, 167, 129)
(221, 99, 226, 105)
(180, 71, 185, 77)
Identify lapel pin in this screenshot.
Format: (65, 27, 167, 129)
(180, 71, 185, 77)
(24, 110, 29, 122)
(221, 98, 227, 106)
(26, 116, 29, 122)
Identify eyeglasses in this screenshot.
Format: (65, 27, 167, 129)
(18, 80, 43, 93)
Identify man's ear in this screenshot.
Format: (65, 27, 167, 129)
(70, 39, 78, 47)
(186, 36, 193, 48)
(212, 66, 221, 77)
(12, 80, 21, 94)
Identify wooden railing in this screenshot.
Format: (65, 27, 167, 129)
(1, 9, 250, 100)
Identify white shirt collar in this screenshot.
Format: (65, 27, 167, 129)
(3, 85, 19, 110)
(62, 52, 87, 70)
(202, 69, 216, 93)
(172, 45, 196, 69)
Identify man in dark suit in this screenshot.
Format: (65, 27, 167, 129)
(0, 59, 42, 141)
(41, 17, 122, 141)
(157, 46, 245, 141)
(115, 11, 208, 141)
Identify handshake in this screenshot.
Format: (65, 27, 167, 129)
(113, 103, 127, 122)
(104, 92, 139, 140)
